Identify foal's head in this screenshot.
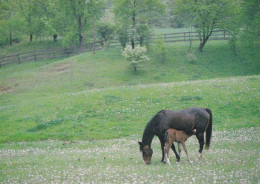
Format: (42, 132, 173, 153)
(138, 142, 153, 165)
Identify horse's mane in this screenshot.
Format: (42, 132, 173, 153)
(142, 110, 165, 145)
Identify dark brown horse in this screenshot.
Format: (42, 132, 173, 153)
(138, 107, 212, 164)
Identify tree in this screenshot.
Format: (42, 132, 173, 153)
(96, 22, 115, 47)
(0, 0, 24, 45)
(60, 0, 103, 48)
(17, 0, 47, 42)
(114, 0, 164, 49)
(122, 45, 149, 73)
(116, 23, 129, 48)
(239, 0, 260, 48)
(152, 36, 168, 63)
(176, 0, 230, 52)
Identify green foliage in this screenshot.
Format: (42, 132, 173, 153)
(0, 0, 25, 45)
(175, 0, 232, 52)
(122, 45, 149, 73)
(186, 49, 197, 63)
(116, 24, 129, 48)
(96, 22, 115, 47)
(239, 0, 260, 48)
(151, 36, 168, 62)
(113, 0, 165, 48)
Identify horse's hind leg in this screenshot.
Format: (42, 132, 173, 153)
(196, 131, 205, 160)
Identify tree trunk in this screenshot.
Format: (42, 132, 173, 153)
(131, 0, 136, 49)
(199, 41, 206, 52)
(78, 16, 83, 48)
(9, 31, 12, 45)
(53, 34, 58, 42)
(131, 38, 135, 49)
(30, 34, 33, 42)
(92, 17, 96, 55)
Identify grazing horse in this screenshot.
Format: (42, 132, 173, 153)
(164, 129, 195, 165)
(138, 107, 212, 165)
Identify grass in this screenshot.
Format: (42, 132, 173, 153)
(0, 75, 259, 142)
(0, 40, 259, 142)
(0, 38, 259, 183)
(0, 128, 259, 183)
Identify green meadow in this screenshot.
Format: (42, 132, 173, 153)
(0, 40, 259, 183)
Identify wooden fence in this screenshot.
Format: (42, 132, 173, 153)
(0, 30, 229, 67)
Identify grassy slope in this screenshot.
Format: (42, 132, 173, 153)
(0, 40, 259, 142)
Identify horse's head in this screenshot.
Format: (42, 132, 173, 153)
(138, 142, 153, 165)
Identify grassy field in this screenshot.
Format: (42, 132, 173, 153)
(0, 40, 259, 142)
(1, 128, 259, 183)
(0, 39, 259, 183)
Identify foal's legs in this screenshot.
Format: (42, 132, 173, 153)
(180, 141, 190, 162)
(177, 142, 181, 155)
(164, 142, 172, 165)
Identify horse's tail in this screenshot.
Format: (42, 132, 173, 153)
(205, 108, 212, 150)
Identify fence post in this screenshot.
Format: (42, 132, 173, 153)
(18, 53, 20, 64)
(34, 51, 37, 61)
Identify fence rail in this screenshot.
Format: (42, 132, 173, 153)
(0, 30, 229, 67)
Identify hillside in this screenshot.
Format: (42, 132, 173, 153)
(1, 40, 259, 95)
(0, 40, 259, 142)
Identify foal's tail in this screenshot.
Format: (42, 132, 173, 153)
(205, 108, 212, 150)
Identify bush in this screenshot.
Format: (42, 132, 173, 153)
(152, 36, 168, 63)
(186, 49, 197, 63)
(116, 25, 129, 48)
(122, 45, 149, 73)
(96, 23, 115, 47)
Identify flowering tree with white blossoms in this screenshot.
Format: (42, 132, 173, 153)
(122, 45, 149, 73)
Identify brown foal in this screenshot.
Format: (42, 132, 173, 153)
(164, 129, 196, 165)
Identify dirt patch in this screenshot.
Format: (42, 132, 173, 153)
(51, 63, 71, 73)
(0, 86, 13, 94)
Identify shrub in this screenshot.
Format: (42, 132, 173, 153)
(186, 49, 197, 63)
(152, 36, 168, 62)
(122, 45, 149, 73)
(96, 23, 115, 47)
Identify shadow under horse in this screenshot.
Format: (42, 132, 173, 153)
(138, 107, 212, 165)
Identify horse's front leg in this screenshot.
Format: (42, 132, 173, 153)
(171, 143, 180, 162)
(158, 136, 166, 163)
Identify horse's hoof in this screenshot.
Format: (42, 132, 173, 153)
(161, 160, 167, 164)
